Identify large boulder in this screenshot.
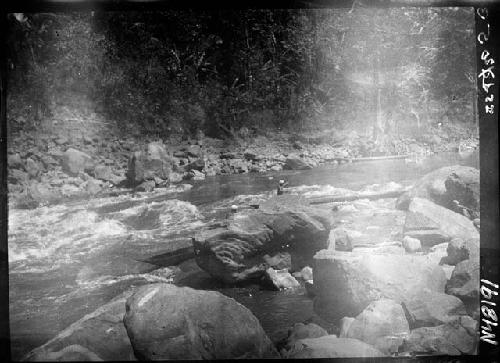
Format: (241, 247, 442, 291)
(401, 318, 477, 355)
(282, 323, 328, 351)
(402, 292, 467, 329)
(23, 290, 137, 361)
(445, 167, 480, 217)
(263, 268, 300, 290)
(192, 195, 332, 284)
(445, 258, 480, 306)
(440, 238, 479, 266)
(284, 335, 384, 358)
(93, 165, 115, 183)
(123, 284, 279, 360)
(126, 142, 172, 186)
(396, 166, 479, 216)
(340, 299, 409, 355)
(408, 198, 479, 241)
(283, 155, 313, 170)
(60, 148, 95, 176)
(313, 250, 447, 322)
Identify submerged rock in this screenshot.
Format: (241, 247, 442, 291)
(193, 195, 332, 284)
(123, 283, 279, 360)
(313, 250, 446, 322)
(23, 290, 137, 361)
(340, 299, 409, 355)
(284, 335, 384, 358)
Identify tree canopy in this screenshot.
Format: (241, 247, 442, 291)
(6, 7, 477, 138)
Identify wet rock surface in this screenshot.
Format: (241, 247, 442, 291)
(23, 290, 137, 361)
(402, 292, 467, 329)
(192, 195, 332, 284)
(401, 318, 477, 355)
(123, 283, 279, 360)
(339, 299, 409, 355)
(396, 165, 479, 218)
(284, 335, 384, 358)
(312, 250, 447, 322)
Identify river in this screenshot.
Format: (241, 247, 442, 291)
(8, 151, 479, 360)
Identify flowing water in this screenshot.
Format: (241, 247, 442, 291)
(8, 152, 479, 360)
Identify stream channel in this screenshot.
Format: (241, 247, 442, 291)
(8, 151, 478, 360)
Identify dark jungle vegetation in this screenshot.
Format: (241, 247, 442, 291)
(6, 8, 477, 140)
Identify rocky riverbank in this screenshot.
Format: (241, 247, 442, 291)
(21, 165, 480, 360)
(7, 104, 479, 209)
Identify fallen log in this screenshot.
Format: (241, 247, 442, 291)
(333, 155, 409, 163)
(307, 189, 406, 205)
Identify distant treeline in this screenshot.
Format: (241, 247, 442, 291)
(6, 8, 476, 138)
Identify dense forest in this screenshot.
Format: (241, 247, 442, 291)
(7, 8, 477, 142)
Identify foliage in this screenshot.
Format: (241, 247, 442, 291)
(6, 8, 477, 139)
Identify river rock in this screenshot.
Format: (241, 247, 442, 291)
(401, 319, 477, 355)
(283, 323, 328, 350)
(402, 236, 422, 253)
(26, 157, 42, 178)
(184, 158, 205, 172)
(283, 155, 313, 170)
(84, 179, 102, 195)
(425, 242, 449, 265)
(396, 166, 479, 216)
(351, 242, 405, 255)
(185, 144, 202, 158)
(440, 238, 479, 266)
(299, 266, 313, 281)
(263, 268, 300, 290)
(229, 158, 248, 173)
(402, 292, 467, 329)
(403, 211, 440, 232)
(284, 336, 384, 358)
(408, 198, 479, 241)
(445, 168, 479, 217)
(445, 258, 479, 306)
(8, 153, 23, 168)
(340, 299, 409, 354)
(135, 180, 155, 192)
(23, 290, 137, 361)
(332, 227, 353, 251)
(193, 195, 332, 284)
(93, 165, 114, 182)
(313, 250, 447, 322)
(263, 252, 291, 270)
(126, 142, 172, 186)
(60, 148, 95, 176)
(305, 280, 315, 297)
(187, 169, 205, 180)
(403, 229, 450, 247)
(123, 284, 278, 360)
(9, 169, 28, 184)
